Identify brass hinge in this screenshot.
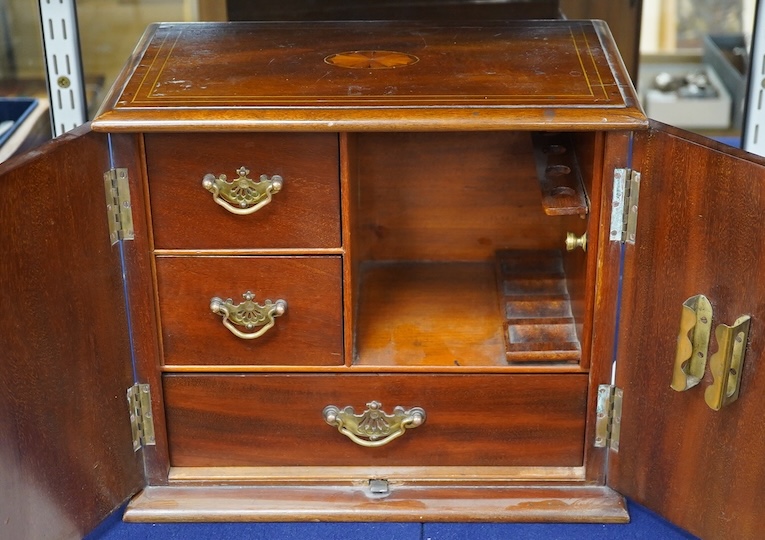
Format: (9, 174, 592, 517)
(594, 384, 623, 451)
(609, 168, 641, 244)
(127, 383, 156, 451)
(104, 167, 135, 246)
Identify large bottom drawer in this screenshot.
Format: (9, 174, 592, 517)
(163, 373, 588, 467)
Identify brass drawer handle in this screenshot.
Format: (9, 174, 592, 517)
(323, 401, 426, 448)
(202, 166, 283, 215)
(210, 291, 287, 340)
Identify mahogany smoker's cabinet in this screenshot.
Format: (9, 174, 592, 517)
(1, 21, 764, 540)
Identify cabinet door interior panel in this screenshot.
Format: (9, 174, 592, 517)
(155, 256, 344, 366)
(163, 374, 588, 467)
(0, 128, 144, 536)
(608, 124, 765, 540)
(145, 132, 341, 250)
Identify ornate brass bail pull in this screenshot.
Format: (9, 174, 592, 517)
(322, 401, 426, 447)
(210, 291, 287, 340)
(202, 166, 283, 215)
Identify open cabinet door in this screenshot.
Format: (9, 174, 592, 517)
(0, 126, 144, 539)
(607, 122, 765, 539)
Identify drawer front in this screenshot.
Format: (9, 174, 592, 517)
(156, 256, 343, 366)
(145, 133, 340, 249)
(163, 374, 587, 467)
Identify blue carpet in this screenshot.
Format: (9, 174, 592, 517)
(87, 501, 697, 539)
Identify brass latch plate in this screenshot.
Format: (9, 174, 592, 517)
(104, 167, 134, 245)
(705, 315, 751, 411)
(368, 479, 390, 496)
(672, 294, 713, 392)
(127, 383, 156, 451)
(671, 294, 752, 410)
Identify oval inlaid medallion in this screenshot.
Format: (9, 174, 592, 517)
(325, 50, 419, 70)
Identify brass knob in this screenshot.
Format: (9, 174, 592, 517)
(565, 232, 587, 252)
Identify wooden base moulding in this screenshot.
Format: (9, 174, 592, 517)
(124, 485, 629, 523)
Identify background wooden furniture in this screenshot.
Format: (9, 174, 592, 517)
(224, 0, 642, 78)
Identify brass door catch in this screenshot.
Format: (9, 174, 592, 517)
(671, 295, 751, 410)
(672, 294, 713, 392)
(705, 316, 751, 411)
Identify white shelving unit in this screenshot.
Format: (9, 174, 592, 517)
(38, 0, 87, 137)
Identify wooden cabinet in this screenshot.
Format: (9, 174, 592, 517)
(1, 20, 763, 540)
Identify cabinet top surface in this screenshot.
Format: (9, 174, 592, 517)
(92, 21, 647, 132)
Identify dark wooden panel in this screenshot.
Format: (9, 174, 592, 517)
(581, 130, 630, 483)
(0, 126, 143, 538)
(115, 133, 173, 484)
(163, 373, 588, 467)
(155, 256, 344, 366)
(556, 132, 598, 371)
(353, 132, 579, 261)
(609, 123, 765, 539)
(145, 133, 341, 250)
(227, 0, 561, 22)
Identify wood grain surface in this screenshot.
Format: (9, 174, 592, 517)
(145, 132, 341, 250)
(355, 262, 506, 366)
(0, 127, 144, 538)
(92, 21, 645, 132)
(163, 373, 588, 467)
(124, 484, 628, 523)
(351, 131, 579, 261)
(155, 256, 343, 366)
(608, 123, 765, 539)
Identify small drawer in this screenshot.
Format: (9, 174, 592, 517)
(163, 373, 587, 467)
(145, 133, 340, 249)
(155, 256, 343, 366)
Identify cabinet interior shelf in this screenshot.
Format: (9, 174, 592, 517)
(354, 250, 581, 367)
